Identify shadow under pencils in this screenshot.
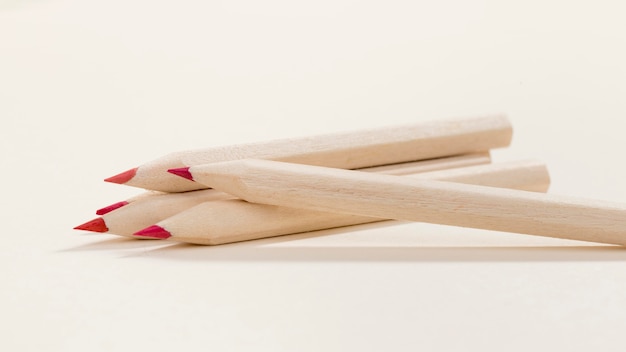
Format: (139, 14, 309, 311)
(59, 235, 172, 252)
(66, 222, 626, 263)
(132, 241, 626, 263)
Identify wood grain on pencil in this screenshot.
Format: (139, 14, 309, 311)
(105, 115, 512, 192)
(145, 160, 550, 244)
(182, 159, 626, 246)
(78, 153, 491, 236)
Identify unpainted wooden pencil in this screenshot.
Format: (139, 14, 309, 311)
(105, 115, 512, 192)
(178, 158, 626, 246)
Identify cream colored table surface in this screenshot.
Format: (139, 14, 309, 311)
(2, 1, 626, 351)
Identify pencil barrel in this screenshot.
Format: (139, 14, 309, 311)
(166, 160, 550, 245)
(191, 159, 626, 246)
(126, 115, 512, 192)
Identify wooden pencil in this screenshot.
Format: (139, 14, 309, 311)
(104, 115, 512, 192)
(135, 160, 550, 244)
(177, 159, 626, 246)
(76, 153, 492, 236)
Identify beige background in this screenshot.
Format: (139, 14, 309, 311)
(2, 1, 626, 351)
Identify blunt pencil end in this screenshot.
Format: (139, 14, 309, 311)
(134, 225, 172, 239)
(96, 201, 129, 215)
(105, 167, 138, 184)
(74, 218, 108, 233)
(168, 167, 194, 181)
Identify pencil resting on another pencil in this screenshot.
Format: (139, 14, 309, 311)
(74, 114, 626, 246)
(103, 115, 512, 192)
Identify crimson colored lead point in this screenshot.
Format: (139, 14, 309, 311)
(168, 167, 194, 181)
(134, 225, 172, 239)
(74, 218, 108, 233)
(96, 201, 129, 215)
(104, 167, 138, 184)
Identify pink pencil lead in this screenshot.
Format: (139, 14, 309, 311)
(96, 201, 129, 215)
(168, 167, 194, 181)
(104, 167, 138, 184)
(134, 225, 172, 239)
(74, 218, 109, 233)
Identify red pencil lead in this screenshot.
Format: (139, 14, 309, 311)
(134, 225, 172, 239)
(74, 218, 109, 233)
(104, 167, 138, 184)
(96, 201, 129, 215)
(168, 167, 194, 181)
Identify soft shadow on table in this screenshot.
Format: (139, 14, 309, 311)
(60, 235, 172, 252)
(65, 223, 626, 263)
(135, 242, 626, 263)
(126, 224, 626, 263)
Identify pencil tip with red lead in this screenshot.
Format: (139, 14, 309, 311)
(168, 167, 194, 181)
(96, 201, 129, 215)
(104, 167, 138, 184)
(134, 225, 172, 239)
(74, 217, 109, 233)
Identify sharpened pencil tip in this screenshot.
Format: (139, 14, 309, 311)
(96, 201, 129, 215)
(104, 167, 138, 184)
(74, 218, 108, 233)
(168, 167, 194, 181)
(134, 225, 172, 239)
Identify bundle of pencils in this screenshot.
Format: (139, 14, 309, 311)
(75, 115, 626, 246)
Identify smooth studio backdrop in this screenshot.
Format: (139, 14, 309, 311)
(2, 1, 626, 351)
